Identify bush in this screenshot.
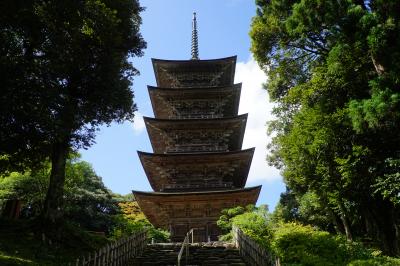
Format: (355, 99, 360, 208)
(232, 211, 272, 248)
(348, 257, 400, 266)
(271, 223, 371, 266)
(110, 201, 170, 242)
(217, 206, 400, 265)
(217, 204, 269, 242)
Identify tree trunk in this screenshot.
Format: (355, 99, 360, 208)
(375, 203, 399, 256)
(371, 55, 385, 75)
(42, 140, 69, 225)
(326, 206, 344, 234)
(338, 201, 353, 241)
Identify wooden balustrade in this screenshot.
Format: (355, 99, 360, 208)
(162, 181, 234, 191)
(232, 226, 280, 266)
(69, 229, 148, 266)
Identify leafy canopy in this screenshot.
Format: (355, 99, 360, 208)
(251, 0, 400, 255)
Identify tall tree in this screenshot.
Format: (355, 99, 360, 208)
(0, 0, 145, 226)
(251, 0, 399, 255)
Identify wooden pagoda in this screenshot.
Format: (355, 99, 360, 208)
(133, 13, 261, 242)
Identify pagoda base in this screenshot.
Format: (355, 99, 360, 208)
(133, 186, 261, 241)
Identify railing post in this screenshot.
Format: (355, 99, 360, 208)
(186, 235, 189, 265)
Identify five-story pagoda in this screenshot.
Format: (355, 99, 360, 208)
(133, 13, 261, 242)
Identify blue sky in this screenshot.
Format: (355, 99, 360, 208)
(80, 0, 286, 210)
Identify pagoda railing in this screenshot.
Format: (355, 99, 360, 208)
(172, 113, 223, 119)
(161, 182, 234, 191)
(166, 144, 228, 153)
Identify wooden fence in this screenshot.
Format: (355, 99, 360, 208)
(232, 226, 279, 266)
(69, 229, 148, 266)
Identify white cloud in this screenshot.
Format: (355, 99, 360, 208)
(236, 57, 282, 183)
(131, 111, 145, 135)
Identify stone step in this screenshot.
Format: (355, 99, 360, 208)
(129, 242, 247, 266)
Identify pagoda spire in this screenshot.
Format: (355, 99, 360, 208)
(191, 12, 199, 60)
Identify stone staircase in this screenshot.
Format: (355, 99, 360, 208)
(130, 242, 247, 266)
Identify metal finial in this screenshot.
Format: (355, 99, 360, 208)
(191, 12, 199, 60)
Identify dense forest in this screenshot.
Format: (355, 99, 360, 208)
(251, 0, 399, 256)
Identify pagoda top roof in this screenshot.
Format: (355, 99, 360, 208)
(132, 185, 261, 228)
(151, 56, 236, 65)
(152, 56, 236, 88)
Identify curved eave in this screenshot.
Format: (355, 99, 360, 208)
(133, 185, 261, 228)
(147, 83, 242, 92)
(133, 185, 261, 197)
(151, 56, 237, 88)
(143, 113, 247, 124)
(144, 114, 248, 153)
(137, 148, 255, 191)
(138, 147, 254, 157)
(148, 84, 242, 119)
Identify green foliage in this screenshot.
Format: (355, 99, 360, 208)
(217, 205, 272, 246)
(0, 0, 146, 169)
(218, 205, 400, 265)
(0, 169, 49, 216)
(251, 0, 400, 255)
(217, 206, 400, 265)
(349, 257, 400, 266)
(111, 201, 170, 243)
(272, 223, 370, 266)
(63, 159, 118, 233)
(0, 155, 120, 234)
(370, 158, 400, 206)
(0, 0, 146, 222)
(0, 219, 108, 266)
(232, 210, 272, 248)
(217, 205, 249, 235)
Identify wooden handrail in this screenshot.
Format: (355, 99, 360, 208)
(177, 227, 204, 266)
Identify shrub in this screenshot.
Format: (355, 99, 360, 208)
(232, 211, 272, 248)
(271, 223, 371, 266)
(348, 257, 400, 266)
(110, 201, 170, 242)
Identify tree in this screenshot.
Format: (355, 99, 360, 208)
(0, 155, 118, 233)
(0, 0, 145, 226)
(63, 157, 118, 233)
(217, 205, 270, 242)
(251, 0, 400, 255)
(273, 188, 334, 233)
